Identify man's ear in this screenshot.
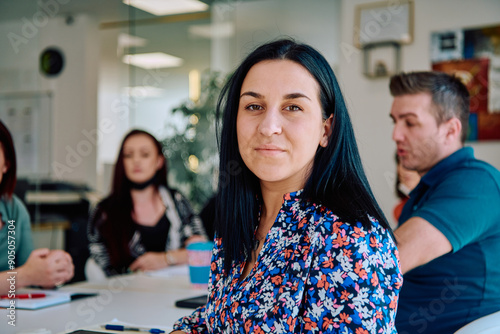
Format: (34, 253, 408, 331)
(320, 115, 334, 148)
(444, 117, 462, 143)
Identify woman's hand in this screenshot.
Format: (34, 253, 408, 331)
(185, 235, 207, 245)
(129, 235, 209, 272)
(129, 252, 169, 272)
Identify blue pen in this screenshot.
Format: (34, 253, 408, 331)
(103, 324, 166, 333)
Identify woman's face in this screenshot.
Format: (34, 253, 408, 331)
(236, 59, 331, 192)
(122, 134, 164, 184)
(0, 143, 8, 186)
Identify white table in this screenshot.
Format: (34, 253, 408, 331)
(1, 266, 207, 334)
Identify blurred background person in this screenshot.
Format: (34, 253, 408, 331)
(393, 153, 420, 222)
(87, 129, 206, 277)
(0, 121, 74, 293)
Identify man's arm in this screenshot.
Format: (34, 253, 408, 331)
(394, 216, 452, 274)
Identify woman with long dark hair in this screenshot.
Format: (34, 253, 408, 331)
(172, 39, 402, 333)
(88, 129, 206, 276)
(0, 121, 73, 293)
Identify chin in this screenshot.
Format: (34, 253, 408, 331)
(252, 168, 284, 181)
(128, 175, 149, 183)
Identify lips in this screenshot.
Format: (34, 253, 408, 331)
(397, 148, 407, 156)
(255, 144, 285, 156)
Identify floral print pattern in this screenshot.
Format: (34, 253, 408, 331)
(174, 190, 402, 333)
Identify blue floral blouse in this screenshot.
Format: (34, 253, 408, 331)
(174, 190, 402, 333)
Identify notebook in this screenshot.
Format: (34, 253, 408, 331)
(0, 290, 98, 310)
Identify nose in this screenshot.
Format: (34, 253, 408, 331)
(392, 122, 404, 143)
(131, 154, 141, 164)
(258, 108, 282, 137)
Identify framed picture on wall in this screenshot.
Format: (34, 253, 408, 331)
(430, 29, 464, 62)
(354, 0, 414, 48)
(431, 24, 500, 141)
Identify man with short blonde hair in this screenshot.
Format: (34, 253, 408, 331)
(390, 71, 500, 333)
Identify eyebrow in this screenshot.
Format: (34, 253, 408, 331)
(123, 146, 153, 152)
(284, 92, 311, 101)
(390, 112, 418, 120)
(240, 91, 311, 101)
(240, 91, 263, 99)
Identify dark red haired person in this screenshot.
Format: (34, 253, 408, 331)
(88, 129, 206, 276)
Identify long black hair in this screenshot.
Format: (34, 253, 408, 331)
(0, 121, 17, 199)
(215, 39, 391, 274)
(96, 129, 168, 269)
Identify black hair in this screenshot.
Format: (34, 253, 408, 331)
(216, 39, 391, 274)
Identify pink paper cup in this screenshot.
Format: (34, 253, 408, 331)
(186, 242, 213, 288)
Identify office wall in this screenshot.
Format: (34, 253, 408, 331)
(338, 0, 500, 226)
(0, 13, 99, 189)
(41, 14, 99, 189)
(211, 0, 341, 72)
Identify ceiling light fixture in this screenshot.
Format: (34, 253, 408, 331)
(189, 22, 235, 39)
(122, 52, 184, 69)
(123, 0, 209, 16)
(117, 33, 148, 56)
(122, 86, 165, 98)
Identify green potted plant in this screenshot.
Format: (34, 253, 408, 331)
(162, 71, 226, 211)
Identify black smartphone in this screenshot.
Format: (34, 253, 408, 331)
(175, 294, 208, 309)
(67, 331, 105, 334)
(71, 293, 99, 301)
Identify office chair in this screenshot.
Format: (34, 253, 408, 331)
(454, 310, 500, 334)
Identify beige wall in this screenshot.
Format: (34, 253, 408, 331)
(0, 13, 98, 189)
(338, 0, 500, 226)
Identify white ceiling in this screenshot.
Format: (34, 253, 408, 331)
(0, 0, 215, 23)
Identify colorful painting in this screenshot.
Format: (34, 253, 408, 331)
(431, 25, 500, 141)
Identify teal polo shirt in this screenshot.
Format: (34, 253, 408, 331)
(396, 147, 500, 334)
(0, 195, 33, 270)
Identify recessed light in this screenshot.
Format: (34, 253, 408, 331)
(189, 22, 235, 38)
(122, 86, 165, 97)
(123, 0, 209, 16)
(118, 33, 148, 48)
(117, 33, 148, 56)
(122, 52, 184, 69)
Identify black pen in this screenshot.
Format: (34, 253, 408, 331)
(102, 324, 166, 333)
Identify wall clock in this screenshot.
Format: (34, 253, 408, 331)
(40, 47, 64, 77)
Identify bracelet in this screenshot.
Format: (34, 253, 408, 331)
(165, 252, 176, 265)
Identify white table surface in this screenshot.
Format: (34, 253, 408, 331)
(0, 266, 207, 334)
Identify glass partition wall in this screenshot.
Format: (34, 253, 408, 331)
(98, 4, 215, 211)
(0, 0, 217, 282)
